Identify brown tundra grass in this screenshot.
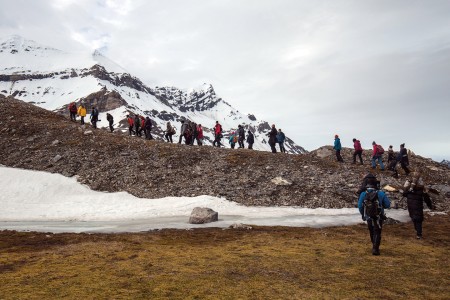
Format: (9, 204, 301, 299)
(0, 214, 449, 299)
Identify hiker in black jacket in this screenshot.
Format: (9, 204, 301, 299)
(246, 131, 254, 149)
(106, 113, 114, 132)
(268, 124, 277, 153)
(238, 125, 245, 148)
(145, 116, 153, 140)
(403, 173, 433, 239)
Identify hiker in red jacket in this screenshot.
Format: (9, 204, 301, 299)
(127, 115, 135, 136)
(69, 102, 77, 121)
(213, 121, 223, 147)
(352, 138, 363, 165)
(371, 141, 385, 171)
(196, 124, 204, 146)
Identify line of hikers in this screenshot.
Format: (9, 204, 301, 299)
(357, 171, 433, 255)
(333, 135, 411, 177)
(69, 103, 288, 152)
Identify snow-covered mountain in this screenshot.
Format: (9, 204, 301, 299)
(0, 35, 307, 153)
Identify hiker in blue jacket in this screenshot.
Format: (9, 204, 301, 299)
(277, 129, 286, 153)
(333, 134, 344, 162)
(358, 175, 391, 256)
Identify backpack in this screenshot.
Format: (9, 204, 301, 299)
(376, 145, 385, 155)
(233, 136, 238, 143)
(363, 190, 382, 219)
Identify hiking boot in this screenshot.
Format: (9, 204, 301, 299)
(372, 248, 380, 256)
(416, 235, 422, 240)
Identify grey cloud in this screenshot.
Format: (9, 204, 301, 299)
(0, 0, 449, 160)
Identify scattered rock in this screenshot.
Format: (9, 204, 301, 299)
(189, 207, 218, 224)
(271, 177, 292, 186)
(383, 185, 397, 192)
(84, 130, 93, 136)
(51, 140, 60, 146)
(229, 223, 252, 230)
(52, 155, 62, 163)
(384, 217, 401, 225)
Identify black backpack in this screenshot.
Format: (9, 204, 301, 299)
(363, 190, 382, 219)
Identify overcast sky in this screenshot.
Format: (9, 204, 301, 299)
(1, 0, 449, 160)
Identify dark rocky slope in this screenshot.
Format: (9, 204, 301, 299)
(1, 95, 448, 210)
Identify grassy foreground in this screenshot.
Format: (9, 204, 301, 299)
(0, 214, 449, 299)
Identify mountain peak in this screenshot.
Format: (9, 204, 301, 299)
(0, 35, 60, 54)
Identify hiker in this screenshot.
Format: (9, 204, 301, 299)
(277, 129, 286, 153)
(238, 125, 245, 148)
(184, 127, 193, 145)
(134, 115, 141, 137)
(196, 124, 203, 145)
(358, 174, 391, 255)
(399, 143, 410, 175)
(165, 122, 175, 143)
(247, 131, 254, 149)
(357, 173, 380, 196)
(352, 138, 363, 164)
(69, 102, 77, 121)
(144, 116, 153, 140)
(90, 106, 99, 129)
(268, 124, 278, 153)
(333, 135, 344, 162)
(178, 120, 188, 144)
(106, 113, 114, 132)
(190, 121, 198, 145)
(77, 103, 86, 125)
(229, 131, 237, 149)
(127, 115, 135, 136)
(403, 172, 433, 239)
(140, 115, 146, 137)
(213, 121, 223, 147)
(371, 141, 385, 170)
(387, 145, 395, 165)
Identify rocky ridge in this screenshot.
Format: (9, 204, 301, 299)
(0, 95, 449, 210)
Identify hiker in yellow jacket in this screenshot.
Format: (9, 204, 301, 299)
(77, 103, 87, 125)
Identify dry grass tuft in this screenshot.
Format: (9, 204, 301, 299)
(0, 215, 449, 299)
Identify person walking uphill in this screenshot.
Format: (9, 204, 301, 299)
(237, 125, 245, 148)
(134, 115, 142, 137)
(69, 102, 77, 121)
(144, 116, 153, 140)
(127, 115, 135, 136)
(277, 129, 286, 153)
(399, 143, 410, 175)
(268, 124, 278, 153)
(77, 103, 86, 125)
(178, 120, 188, 144)
(352, 138, 363, 164)
(165, 122, 175, 143)
(247, 130, 254, 149)
(371, 141, 385, 170)
(90, 106, 99, 129)
(333, 135, 344, 162)
(403, 172, 433, 239)
(196, 124, 204, 145)
(358, 175, 391, 255)
(106, 113, 114, 132)
(213, 121, 223, 147)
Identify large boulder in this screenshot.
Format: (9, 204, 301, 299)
(189, 207, 218, 224)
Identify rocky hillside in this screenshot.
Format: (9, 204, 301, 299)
(1, 95, 449, 210)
